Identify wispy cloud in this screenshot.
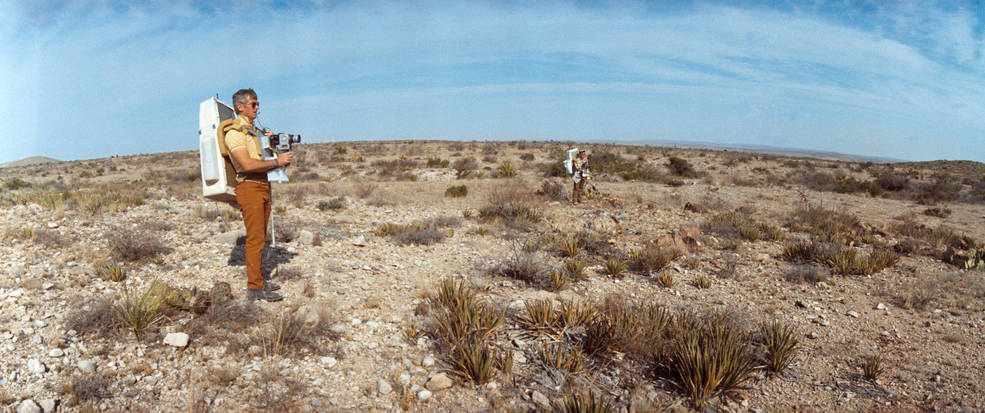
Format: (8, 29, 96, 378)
(1, 0, 982, 162)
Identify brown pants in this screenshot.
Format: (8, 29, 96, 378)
(573, 180, 585, 203)
(235, 181, 270, 291)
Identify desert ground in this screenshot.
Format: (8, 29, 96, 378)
(1, 140, 984, 413)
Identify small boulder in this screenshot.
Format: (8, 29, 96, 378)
(27, 359, 46, 374)
(417, 390, 432, 401)
(299, 230, 315, 246)
(16, 400, 41, 413)
(164, 332, 190, 348)
(77, 360, 96, 373)
(426, 373, 453, 390)
(214, 230, 246, 246)
(39, 399, 56, 413)
(377, 379, 392, 395)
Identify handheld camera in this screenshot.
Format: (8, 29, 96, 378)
(268, 133, 301, 152)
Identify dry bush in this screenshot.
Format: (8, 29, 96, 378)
(629, 245, 682, 275)
(667, 156, 700, 178)
(861, 354, 885, 381)
(539, 179, 568, 201)
(355, 182, 377, 198)
(453, 157, 480, 179)
(874, 171, 909, 191)
(66, 375, 112, 405)
(702, 212, 783, 242)
(497, 249, 548, 285)
(64, 298, 119, 338)
(261, 303, 340, 357)
(105, 228, 170, 263)
(186, 300, 262, 349)
(884, 271, 985, 312)
(317, 196, 346, 210)
(781, 265, 827, 284)
(793, 171, 884, 196)
(478, 182, 542, 224)
(445, 184, 468, 198)
(786, 205, 865, 245)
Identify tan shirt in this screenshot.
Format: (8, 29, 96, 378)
(224, 115, 267, 183)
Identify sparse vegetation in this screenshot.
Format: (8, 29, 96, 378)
(629, 245, 682, 275)
(445, 184, 468, 198)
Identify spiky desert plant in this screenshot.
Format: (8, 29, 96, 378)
(657, 271, 676, 288)
(565, 259, 587, 280)
(539, 342, 589, 376)
(861, 354, 885, 381)
(761, 320, 799, 375)
(556, 300, 598, 330)
(552, 392, 614, 413)
(499, 160, 517, 177)
(549, 270, 568, 291)
(604, 259, 626, 277)
(521, 299, 556, 330)
(98, 263, 127, 282)
(629, 245, 682, 274)
(375, 222, 395, 237)
(112, 283, 165, 338)
(669, 321, 756, 410)
(694, 276, 712, 289)
(558, 239, 580, 257)
(451, 339, 499, 384)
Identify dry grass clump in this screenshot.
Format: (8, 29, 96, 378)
(453, 157, 480, 179)
(694, 276, 712, 289)
(113, 283, 166, 338)
(781, 265, 827, 284)
(793, 170, 884, 197)
(628, 245, 682, 275)
(782, 240, 898, 275)
(786, 204, 865, 245)
(65, 375, 112, 406)
(64, 298, 119, 338)
(552, 392, 614, 413)
(564, 259, 587, 280)
(376, 216, 460, 246)
(478, 182, 542, 225)
(882, 271, 985, 312)
(539, 179, 568, 201)
(444, 184, 468, 198)
(498, 160, 518, 177)
(317, 196, 347, 210)
(497, 249, 548, 285)
(604, 259, 626, 277)
(861, 354, 885, 381)
(702, 211, 784, 242)
(539, 342, 590, 376)
(761, 320, 799, 375)
(656, 271, 676, 287)
(261, 303, 340, 357)
(97, 263, 127, 282)
(549, 270, 568, 291)
(105, 228, 170, 263)
(520, 299, 557, 331)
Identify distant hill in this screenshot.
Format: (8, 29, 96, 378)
(0, 156, 62, 168)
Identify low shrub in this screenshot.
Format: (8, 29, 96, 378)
(444, 184, 468, 198)
(498, 161, 517, 177)
(668, 156, 699, 178)
(478, 182, 542, 224)
(629, 245, 682, 275)
(317, 196, 347, 210)
(105, 228, 170, 263)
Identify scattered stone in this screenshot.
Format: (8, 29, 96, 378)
(299, 230, 315, 245)
(47, 222, 58, 229)
(422, 355, 435, 368)
(508, 300, 525, 311)
(329, 324, 347, 335)
(352, 235, 367, 247)
(378, 379, 392, 395)
(39, 399, 56, 413)
(214, 230, 246, 246)
(27, 359, 46, 374)
(531, 391, 551, 408)
(32, 320, 47, 328)
(795, 300, 808, 308)
(310, 399, 321, 407)
(426, 373, 453, 390)
(78, 360, 95, 373)
(321, 357, 337, 368)
(399, 373, 411, 386)
(164, 332, 190, 348)
(486, 382, 498, 390)
(48, 348, 64, 357)
(417, 390, 432, 401)
(847, 311, 860, 318)
(16, 399, 41, 413)
(876, 303, 887, 310)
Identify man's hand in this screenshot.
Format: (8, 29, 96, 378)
(276, 151, 293, 168)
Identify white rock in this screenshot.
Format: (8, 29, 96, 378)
(47, 348, 64, 357)
(421, 355, 435, 367)
(320, 357, 337, 368)
(876, 303, 888, 310)
(47, 222, 58, 229)
(32, 320, 47, 328)
(352, 235, 367, 246)
(847, 311, 860, 318)
(486, 382, 498, 390)
(399, 373, 411, 386)
(417, 390, 432, 401)
(532, 391, 551, 407)
(378, 379, 392, 395)
(163, 332, 189, 348)
(426, 373, 453, 390)
(16, 399, 41, 413)
(299, 230, 315, 245)
(78, 360, 96, 373)
(27, 359, 46, 374)
(39, 399, 56, 413)
(329, 324, 347, 335)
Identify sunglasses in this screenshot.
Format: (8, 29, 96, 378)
(249, 102, 259, 108)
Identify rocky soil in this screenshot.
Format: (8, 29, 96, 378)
(1, 141, 984, 412)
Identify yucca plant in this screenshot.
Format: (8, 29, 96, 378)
(375, 222, 395, 237)
(558, 239, 580, 257)
(669, 322, 756, 410)
(556, 300, 598, 330)
(433, 301, 502, 348)
(604, 259, 626, 277)
(657, 271, 675, 288)
(521, 299, 557, 330)
(499, 161, 517, 177)
(552, 392, 614, 413)
(583, 317, 616, 355)
(539, 342, 589, 375)
(762, 320, 799, 375)
(98, 263, 126, 282)
(451, 339, 499, 383)
(861, 354, 884, 381)
(565, 259, 587, 280)
(549, 270, 568, 291)
(112, 283, 165, 338)
(694, 276, 711, 289)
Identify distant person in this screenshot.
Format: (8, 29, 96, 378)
(572, 149, 590, 204)
(224, 88, 292, 302)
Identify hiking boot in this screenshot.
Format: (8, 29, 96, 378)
(263, 281, 281, 291)
(247, 288, 284, 302)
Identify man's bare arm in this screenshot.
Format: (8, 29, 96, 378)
(230, 147, 292, 173)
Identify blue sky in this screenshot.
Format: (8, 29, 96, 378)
(1, 0, 983, 163)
